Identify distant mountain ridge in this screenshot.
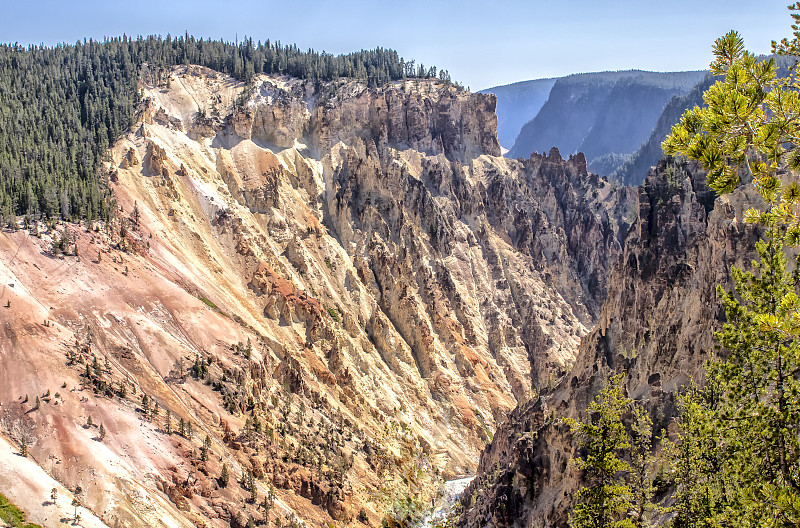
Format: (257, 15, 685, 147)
(504, 70, 706, 176)
(479, 78, 557, 148)
(610, 74, 715, 185)
(611, 55, 795, 185)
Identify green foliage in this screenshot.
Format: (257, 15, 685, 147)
(669, 229, 800, 527)
(666, 381, 727, 527)
(661, 10, 800, 525)
(219, 463, 230, 488)
(0, 492, 43, 528)
(662, 20, 800, 244)
(565, 374, 664, 527)
(564, 374, 634, 528)
(0, 493, 24, 526)
(663, 31, 784, 201)
(628, 407, 658, 527)
(192, 354, 208, 378)
(201, 434, 211, 462)
(0, 35, 445, 227)
(246, 469, 258, 503)
(199, 296, 219, 311)
(662, 160, 688, 191)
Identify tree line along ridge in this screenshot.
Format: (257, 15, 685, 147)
(0, 34, 452, 225)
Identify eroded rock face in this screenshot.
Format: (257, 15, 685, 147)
(145, 140, 171, 176)
(230, 78, 501, 162)
(0, 67, 634, 527)
(457, 159, 760, 528)
(217, 76, 635, 401)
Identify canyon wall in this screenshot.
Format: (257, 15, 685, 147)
(0, 66, 633, 527)
(457, 159, 760, 527)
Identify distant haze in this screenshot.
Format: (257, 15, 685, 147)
(0, 0, 791, 90)
(489, 70, 707, 179)
(479, 78, 557, 148)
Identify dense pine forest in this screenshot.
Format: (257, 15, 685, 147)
(0, 34, 446, 225)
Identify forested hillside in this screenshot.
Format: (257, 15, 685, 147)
(0, 35, 441, 225)
(609, 74, 715, 185)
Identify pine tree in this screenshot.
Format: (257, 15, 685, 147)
(663, 25, 800, 246)
(663, 12, 800, 526)
(667, 381, 727, 527)
(564, 374, 634, 528)
(93, 356, 101, 378)
(201, 434, 211, 461)
(262, 495, 272, 520)
(99, 423, 106, 441)
(141, 393, 149, 417)
(628, 407, 658, 527)
(219, 463, 230, 488)
(131, 201, 140, 229)
(247, 469, 258, 503)
(670, 229, 800, 526)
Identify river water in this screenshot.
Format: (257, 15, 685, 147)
(420, 476, 475, 527)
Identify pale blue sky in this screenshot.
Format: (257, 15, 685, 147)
(0, 0, 792, 90)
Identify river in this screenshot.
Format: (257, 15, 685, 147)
(420, 476, 475, 527)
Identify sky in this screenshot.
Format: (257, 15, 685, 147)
(0, 0, 793, 90)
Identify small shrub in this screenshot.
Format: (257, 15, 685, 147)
(327, 307, 340, 323)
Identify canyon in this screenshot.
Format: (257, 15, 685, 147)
(0, 65, 638, 527)
(457, 158, 761, 527)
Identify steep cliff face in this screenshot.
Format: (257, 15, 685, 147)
(458, 159, 760, 528)
(0, 66, 633, 527)
(228, 77, 501, 162)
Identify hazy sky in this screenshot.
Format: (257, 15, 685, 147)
(0, 0, 793, 90)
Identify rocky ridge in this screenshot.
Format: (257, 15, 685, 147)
(0, 65, 634, 527)
(457, 158, 761, 527)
